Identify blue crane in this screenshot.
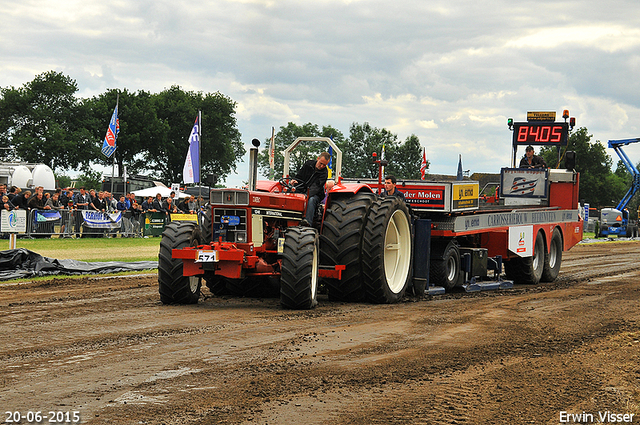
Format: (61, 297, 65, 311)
(599, 138, 640, 237)
(609, 138, 640, 211)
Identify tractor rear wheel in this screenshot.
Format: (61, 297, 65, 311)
(320, 193, 376, 301)
(362, 197, 413, 303)
(280, 227, 319, 309)
(158, 221, 203, 304)
(504, 230, 545, 284)
(205, 274, 231, 296)
(199, 208, 212, 243)
(541, 228, 562, 282)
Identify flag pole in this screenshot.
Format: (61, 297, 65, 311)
(110, 93, 119, 194)
(269, 127, 275, 180)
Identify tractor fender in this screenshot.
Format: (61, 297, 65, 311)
(326, 182, 374, 205)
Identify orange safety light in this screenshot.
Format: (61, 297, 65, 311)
(616, 215, 622, 221)
(562, 110, 570, 119)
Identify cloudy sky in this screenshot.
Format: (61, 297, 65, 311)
(3, 0, 640, 186)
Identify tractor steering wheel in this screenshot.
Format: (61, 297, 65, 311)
(279, 178, 297, 193)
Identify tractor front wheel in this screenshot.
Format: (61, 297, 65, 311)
(280, 227, 319, 309)
(158, 221, 203, 304)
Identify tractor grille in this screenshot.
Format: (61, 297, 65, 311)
(213, 208, 247, 243)
(210, 190, 250, 205)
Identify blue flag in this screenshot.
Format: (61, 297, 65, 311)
(327, 145, 333, 178)
(101, 103, 119, 158)
(183, 114, 200, 184)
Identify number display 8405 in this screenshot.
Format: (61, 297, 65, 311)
(516, 124, 564, 143)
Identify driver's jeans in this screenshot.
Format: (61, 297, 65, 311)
(306, 195, 321, 224)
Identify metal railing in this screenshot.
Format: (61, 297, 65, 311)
(1, 209, 203, 239)
(23, 209, 146, 238)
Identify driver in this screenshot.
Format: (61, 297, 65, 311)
(291, 152, 330, 226)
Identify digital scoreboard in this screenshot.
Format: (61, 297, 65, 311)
(512, 122, 569, 146)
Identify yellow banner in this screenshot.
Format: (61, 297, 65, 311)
(452, 183, 479, 210)
(170, 213, 198, 222)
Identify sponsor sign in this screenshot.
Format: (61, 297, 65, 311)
(508, 225, 533, 257)
(170, 213, 198, 222)
(583, 203, 589, 231)
(82, 211, 122, 229)
(452, 183, 479, 210)
(527, 111, 556, 121)
(1, 210, 27, 233)
(454, 209, 580, 233)
(501, 168, 548, 198)
(35, 210, 62, 223)
(403, 186, 445, 209)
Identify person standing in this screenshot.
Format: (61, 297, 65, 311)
(74, 187, 91, 237)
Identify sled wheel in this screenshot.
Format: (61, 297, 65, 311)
(430, 240, 461, 291)
(504, 230, 545, 285)
(541, 228, 562, 282)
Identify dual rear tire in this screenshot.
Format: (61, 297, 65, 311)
(321, 194, 413, 304)
(505, 228, 563, 285)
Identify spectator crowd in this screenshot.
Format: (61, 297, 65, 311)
(0, 184, 205, 238)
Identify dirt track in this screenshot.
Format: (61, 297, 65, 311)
(1, 241, 639, 425)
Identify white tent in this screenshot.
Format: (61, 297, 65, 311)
(132, 186, 190, 199)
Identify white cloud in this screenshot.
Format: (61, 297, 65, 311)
(2, 0, 640, 181)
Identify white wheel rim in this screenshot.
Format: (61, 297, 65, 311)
(384, 209, 412, 293)
(447, 255, 457, 282)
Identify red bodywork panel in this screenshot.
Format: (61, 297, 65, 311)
(173, 242, 246, 278)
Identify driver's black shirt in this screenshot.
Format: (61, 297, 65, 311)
(295, 159, 328, 199)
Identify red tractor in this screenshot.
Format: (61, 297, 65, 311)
(158, 137, 414, 309)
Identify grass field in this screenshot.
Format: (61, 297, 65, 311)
(4, 232, 598, 262)
(2, 237, 161, 262)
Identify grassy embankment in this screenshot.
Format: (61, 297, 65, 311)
(1, 237, 161, 262)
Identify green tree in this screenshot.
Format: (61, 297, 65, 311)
(540, 127, 622, 208)
(257, 122, 425, 181)
(385, 134, 427, 179)
(84, 88, 167, 176)
(341, 122, 398, 179)
(151, 86, 244, 184)
(0, 71, 97, 171)
(75, 169, 102, 190)
(55, 174, 72, 189)
(257, 122, 344, 179)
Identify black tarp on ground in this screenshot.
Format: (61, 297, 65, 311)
(0, 248, 157, 281)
